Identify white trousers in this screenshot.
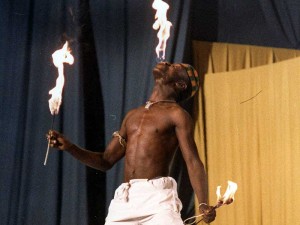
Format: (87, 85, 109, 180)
(105, 177, 184, 225)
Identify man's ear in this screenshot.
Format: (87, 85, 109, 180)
(175, 80, 187, 90)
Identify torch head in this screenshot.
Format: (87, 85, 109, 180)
(48, 41, 74, 115)
(216, 181, 238, 207)
(152, 0, 172, 62)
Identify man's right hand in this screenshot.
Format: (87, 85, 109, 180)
(47, 130, 73, 151)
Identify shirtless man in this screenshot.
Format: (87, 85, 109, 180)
(48, 62, 216, 224)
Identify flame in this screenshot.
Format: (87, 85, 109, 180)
(48, 41, 74, 115)
(216, 180, 238, 206)
(152, 0, 172, 62)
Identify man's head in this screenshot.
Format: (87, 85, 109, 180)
(179, 63, 200, 99)
(153, 62, 200, 102)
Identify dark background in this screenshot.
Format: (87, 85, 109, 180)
(1, 0, 299, 224)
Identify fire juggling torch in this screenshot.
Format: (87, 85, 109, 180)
(44, 41, 74, 166)
(152, 0, 172, 62)
(184, 181, 238, 225)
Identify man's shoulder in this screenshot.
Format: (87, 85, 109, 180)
(170, 104, 193, 125)
(124, 106, 144, 119)
(172, 104, 191, 116)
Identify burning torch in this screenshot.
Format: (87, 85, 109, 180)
(44, 41, 74, 165)
(152, 0, 172, 62)
(184, 181, 238, 225)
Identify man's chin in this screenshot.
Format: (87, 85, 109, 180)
(153, 66, 160, 73)
(153, 67, 164, 77)
(154, 63, 167, 71)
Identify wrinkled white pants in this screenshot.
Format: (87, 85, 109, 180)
(105, 177, 184, 225)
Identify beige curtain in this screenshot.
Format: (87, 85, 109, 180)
(192, 41, 300, 225)
(193, 41, 300, 75)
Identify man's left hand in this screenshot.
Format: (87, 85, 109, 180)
(199, 203, 216, 223)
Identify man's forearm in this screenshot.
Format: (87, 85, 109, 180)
(187, 160, 208, 204)
(66, 145, 112, 171)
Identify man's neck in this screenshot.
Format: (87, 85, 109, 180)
(149, 83, 176, 102)
(145, 99, 176, 109)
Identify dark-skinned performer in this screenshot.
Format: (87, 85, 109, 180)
(48, 62, 216, 224)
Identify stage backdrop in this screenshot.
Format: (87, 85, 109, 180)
(2, 0, 300, 224)
(192, 41, 300, 225)
(0, 0, 194, 224)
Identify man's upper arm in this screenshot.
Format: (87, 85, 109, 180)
(174, 108, 208, 204)
(174, 109, 199, 161)
(102, 110, 132, 165)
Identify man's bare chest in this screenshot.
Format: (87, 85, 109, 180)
(126, 110, 174, 136)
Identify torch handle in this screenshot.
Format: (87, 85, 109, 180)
(50, 115, 55, 130)
(43, 115, 56, 166)
(44, 140, 51, 166)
